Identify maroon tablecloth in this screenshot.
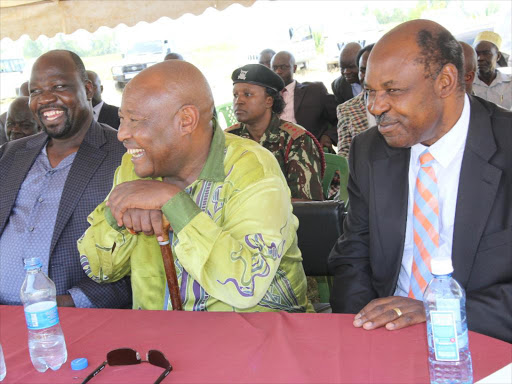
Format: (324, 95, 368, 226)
(0, 305, 510, 383)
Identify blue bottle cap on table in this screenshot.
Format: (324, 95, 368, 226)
(71, 358, 89, 370)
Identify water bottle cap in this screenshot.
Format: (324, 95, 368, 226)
(71, 358, 89, 370)
(23, 257, 43, 270)
(431, 258, 454, 276)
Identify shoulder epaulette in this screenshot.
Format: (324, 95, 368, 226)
(279, 121, 306, 140)
(225, 123, 242, 132)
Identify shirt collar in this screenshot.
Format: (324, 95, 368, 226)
(285, 80, 296, 93)
(92, 100, 104, 117)
(411, 93, 470, 168)
(474, 70, 511, 87)
(196, 117, 226, 182)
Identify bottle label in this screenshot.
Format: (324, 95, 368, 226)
(431, 310, 460, 361)
(24, 301, 59, 330)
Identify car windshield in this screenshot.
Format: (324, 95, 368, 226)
(126, 41, 163, 56)
(0, 59, 25, 73)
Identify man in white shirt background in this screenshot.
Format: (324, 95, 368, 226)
(86, 70, 121, 129)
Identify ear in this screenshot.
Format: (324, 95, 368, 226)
(435, 63, 459, 98)
(293, 64, 297, 74)
(496, 51, 502, 62)
(265, 95, 274, 110)
(176, 105, 199, 136)
(84, 79, 94, 100)
(100, 85, 104, 94)
(465, 70, 476, 85)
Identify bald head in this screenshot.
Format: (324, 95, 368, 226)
(339, 42, 362, 84)
(6, 96, 39, 141)
(271, 51, 296, 86)
(164, 52, 184, 61)
(19, 81, 29, 97)
(87, 70, 103, 106)
(459, 41, 477, 93)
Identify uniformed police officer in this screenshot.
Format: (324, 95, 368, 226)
(227, 64, 324, 200)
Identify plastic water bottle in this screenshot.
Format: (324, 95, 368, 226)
(423, 258, 473, 384)
(0, 343, 6, 381)
(20, 257, 67, 372)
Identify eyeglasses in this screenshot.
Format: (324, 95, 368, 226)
(272, 64, 291, 71)
(81, 348, 172, 384)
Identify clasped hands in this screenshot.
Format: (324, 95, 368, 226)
(353, 296, 426, 331)
(106, 180, 181, 241)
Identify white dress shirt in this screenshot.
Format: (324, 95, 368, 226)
(280, 81, 297, 123)
(92, 100, 104, 122)
(472, 70, 512, 110)
(394, 94, 471, 297)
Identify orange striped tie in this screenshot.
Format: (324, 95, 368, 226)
(408, 149, 438, 299)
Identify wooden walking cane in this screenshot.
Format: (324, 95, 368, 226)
(159, 215, 183, 311)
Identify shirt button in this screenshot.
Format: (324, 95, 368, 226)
(38, 197, 44, 203)
(28, 226, 35, 232)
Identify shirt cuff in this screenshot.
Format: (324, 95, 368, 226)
(68, 287, 94, 308)
(162, 190, 201, 234)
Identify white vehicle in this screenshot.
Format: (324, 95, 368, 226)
(111, 40, 171, 88)
(0, 58, 25, 101)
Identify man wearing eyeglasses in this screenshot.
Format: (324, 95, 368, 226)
(78, 60, 313, 313)
(271, 51, 338, 151)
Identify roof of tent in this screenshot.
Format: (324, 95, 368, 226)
(0, 0, 256, 40)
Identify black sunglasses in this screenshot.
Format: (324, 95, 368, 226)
(81, 348, 172, 384)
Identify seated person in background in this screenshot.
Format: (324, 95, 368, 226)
(472, 31, 511, 110)
(271, 51, 338, 150)
(0, 82, 29, 146)
(226, 63, 324, 201)
(328, 19, 512, 343)
(0, 50, 130, 308)
(78, 60, 313, 313)
(5, 96, 40, 141)
(331, 42, 363, 105)
(258, 48, 275, 68)
(459, 41, 477, 95)
(86, 70, 121, 129)
(336, 44, 375, 158)
(164, 52, 184, 61)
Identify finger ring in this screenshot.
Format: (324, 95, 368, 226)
(392, 307, 402, 317)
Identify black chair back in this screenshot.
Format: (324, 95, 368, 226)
(292, 201, 345, 276)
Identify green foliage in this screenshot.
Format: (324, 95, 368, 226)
(313, 30, 325, 54)
(23, 39, 46, 58)
(373, 0, 448, 25)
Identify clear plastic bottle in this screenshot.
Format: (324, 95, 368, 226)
(0, 343, 6, 381)
(423, 258, 473, 384)
(20, 257, 67, 372)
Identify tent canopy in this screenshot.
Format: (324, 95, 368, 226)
(0, 0, 256, 40)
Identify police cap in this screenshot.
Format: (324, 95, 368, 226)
(232, 64, 285, 92)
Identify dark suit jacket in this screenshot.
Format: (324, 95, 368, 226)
(294, 81, 338, 144)
(98, 102, 120, 130)
(331, 76, 356, 106)
(0, 121, 131, 308)
(328, 96, 512, 342)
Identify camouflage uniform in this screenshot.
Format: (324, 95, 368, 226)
(226, 113, 323, 200)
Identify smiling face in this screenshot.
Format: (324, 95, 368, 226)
(365, 42, 443, 148)
(233, 83, 273, 125)
(117, 80, 184, 179)
(29, 51, 93, 140)
(6, 97, 39, 141)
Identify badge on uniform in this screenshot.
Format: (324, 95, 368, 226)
(238, 70, 248, 80)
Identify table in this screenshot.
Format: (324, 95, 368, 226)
(0, 305, 510, 383)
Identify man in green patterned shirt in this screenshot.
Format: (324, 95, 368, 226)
(77, 60, 312, 313)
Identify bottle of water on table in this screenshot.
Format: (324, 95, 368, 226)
(20, 257, 67, 372)
(423, 258, 473, 384)
(0, 343, 6, 381)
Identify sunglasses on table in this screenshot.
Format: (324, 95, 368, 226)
(81, 348, 172, 384)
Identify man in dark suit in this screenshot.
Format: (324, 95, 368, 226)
(331, 42, 362, 105)
(328, 20, 511, 342)
(87, 70, 120, 129)
(0, 50, 130, 308)
(271, 51, 338, 149)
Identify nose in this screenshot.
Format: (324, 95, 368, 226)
(233, 95, 244, 106)
(367, 91, 390, 117)
(117, 119, 130, 143)
(36, 90, 58, 105)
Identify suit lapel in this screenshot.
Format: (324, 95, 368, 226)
(452, 97, 500, 286)
(294, 81, 306, 116)
(0, 134, 47, 232)
(372, 141, 410, 294)
(49, 122, 107, 255)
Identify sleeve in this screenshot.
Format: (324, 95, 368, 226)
(328, 134, 377, 313)
(162, 161, 296, 310)
(285, 135, 323, 200)
(336, 103, 352, 158)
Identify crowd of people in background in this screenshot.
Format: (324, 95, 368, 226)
(0, 20, 510, 343)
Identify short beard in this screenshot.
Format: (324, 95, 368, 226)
(39, 111, 74, 139)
